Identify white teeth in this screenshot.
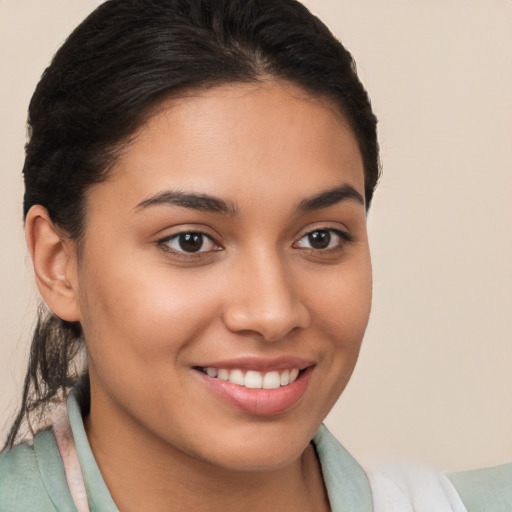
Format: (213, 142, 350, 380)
(263, 371, 281, 389)
(229, 369, 245, 386)
(203, 367, 302, 389)
(206, 367, 218, 377)
(217, 369, 229, 381)
(244, 370, 263, 389)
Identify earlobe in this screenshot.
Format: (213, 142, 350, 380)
(25, 205, 80, 322)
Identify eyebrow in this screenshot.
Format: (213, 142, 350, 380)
(134, 183, 363, 217)
(134, 190, 239, 216)
(296, 184, 364, 213)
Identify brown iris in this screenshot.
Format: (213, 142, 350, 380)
(307, 230, 331, 249)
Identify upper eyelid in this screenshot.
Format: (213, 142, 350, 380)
(158, 231, 221, 249)
(294, 227, 354, 251)
(295, 225, 352, 241)
(156, 226, 222, 243)
(156, 231, 222, 259)
(154, 224, 352, 246)
(160, 230, 214, 241)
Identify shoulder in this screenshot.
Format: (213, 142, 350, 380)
(0, 428, 75, 512)
(313, 425, 374, 512)
(366, 463, 468, 512)
(0, 430, 56, 511)
(365, 461, 512, 512)
(448, 463, 512, 512)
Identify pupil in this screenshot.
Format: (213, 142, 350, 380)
(309, 230, 330, 249)
(179, 233, 203, 252)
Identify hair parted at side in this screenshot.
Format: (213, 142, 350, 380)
(6, 0, 380, 448)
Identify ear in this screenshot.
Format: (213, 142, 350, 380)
(25, 205, 80, 322)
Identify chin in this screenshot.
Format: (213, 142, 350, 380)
(184, 420, 318, 473)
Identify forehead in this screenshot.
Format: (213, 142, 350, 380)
(95, 81, 365, 212)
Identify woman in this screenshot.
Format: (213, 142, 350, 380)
(0, 1, 510, 511)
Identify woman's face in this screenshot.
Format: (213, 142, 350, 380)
(76, 81, 372, 471)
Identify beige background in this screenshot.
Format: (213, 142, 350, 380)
(1, 0, 511, 471)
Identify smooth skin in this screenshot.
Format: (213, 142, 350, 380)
(26, 81, 372, 512)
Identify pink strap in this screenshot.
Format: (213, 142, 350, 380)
(53, 404, 90, 512)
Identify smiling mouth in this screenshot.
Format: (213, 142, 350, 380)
(198, 367, 301, 389)
(195, 363, 313, 415)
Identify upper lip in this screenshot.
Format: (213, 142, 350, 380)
(195, 356, 315, 372)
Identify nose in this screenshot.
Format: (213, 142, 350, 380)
(222, 251, 311, 342)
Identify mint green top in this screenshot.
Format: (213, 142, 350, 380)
(0, 391, 510, 511)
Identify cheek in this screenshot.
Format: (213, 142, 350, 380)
(310, 255, 372, 340)
(76, 254, 223, 368)
(292, 254, 372, 420)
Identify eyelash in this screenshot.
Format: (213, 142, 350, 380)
(293, 228, 353, 252)
(158, 232, 221, 258)
(157, 227, 353, 259)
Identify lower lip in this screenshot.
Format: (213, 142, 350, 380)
(197, 367, 313, 416)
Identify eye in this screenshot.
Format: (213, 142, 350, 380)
(294, 229, 351, 251)
(159, 232, 220, 254)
